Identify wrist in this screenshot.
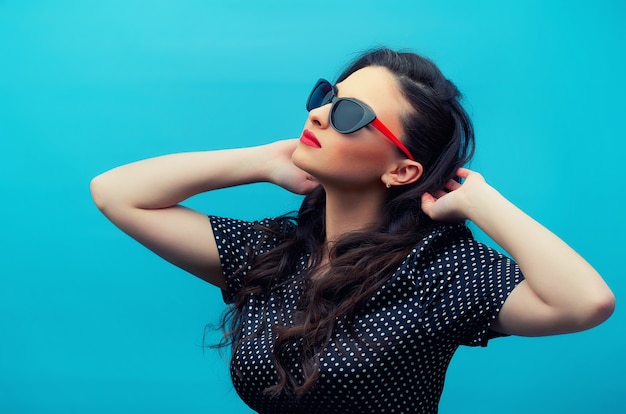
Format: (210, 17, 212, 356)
(252, 143, 279, 183)
(462, 181, 502, 224)
(263, 140, 298, 186)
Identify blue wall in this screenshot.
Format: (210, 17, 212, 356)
(1, 1, 624, 412)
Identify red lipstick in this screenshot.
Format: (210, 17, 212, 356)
(300, 129, 322, 148)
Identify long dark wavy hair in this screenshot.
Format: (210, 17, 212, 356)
(216, 47, 475, 398)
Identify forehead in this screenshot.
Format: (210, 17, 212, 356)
(335, 66, 410, 119)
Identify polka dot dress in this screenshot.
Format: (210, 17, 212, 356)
(210, 216, 524, 414)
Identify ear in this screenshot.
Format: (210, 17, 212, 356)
(382, 159, 424, 187)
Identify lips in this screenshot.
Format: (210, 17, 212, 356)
(300, 129, 322, 148)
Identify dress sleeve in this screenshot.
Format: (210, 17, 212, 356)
(209, 215, 292, 304)
(455, 242, 524, 347)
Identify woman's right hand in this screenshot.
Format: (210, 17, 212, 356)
(267, 139, 319, 195)
(90, 140, 318, 289)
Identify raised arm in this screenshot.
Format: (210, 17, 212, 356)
(90, 139, 318, 288)
(421, 168, 615, 336)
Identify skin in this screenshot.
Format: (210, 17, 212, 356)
(90, 66, 614, 338)
(422, 170, 616, 335)
(291, 66, 423, 244)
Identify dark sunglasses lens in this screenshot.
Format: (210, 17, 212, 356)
(331, 100, 365, 132)
(307, 81, 333, 111)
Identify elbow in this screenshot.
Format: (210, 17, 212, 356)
(90, 174, 108, 211)
(592, 290, 616, 326)
(90, 173, 119, 213)
(577, 289, 616, 331)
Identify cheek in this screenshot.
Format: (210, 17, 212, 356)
(293, 131, 395, 185)
(336, 135, 390, 162)
(326, 138, 391, 176)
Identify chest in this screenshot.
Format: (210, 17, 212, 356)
(231, 279, 460, 413)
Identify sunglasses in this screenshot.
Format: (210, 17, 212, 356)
(305, 79, 415, 161)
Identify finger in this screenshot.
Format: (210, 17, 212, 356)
(444, 179, 461, 192)
(456, 168, 472, 179)
(300, 181, 320, 195)
(421, 192, 435, 215)
(421, 191, 439, 206)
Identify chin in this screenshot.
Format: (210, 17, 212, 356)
(293, 154, 323, 182)
(291, 146, 311, 170)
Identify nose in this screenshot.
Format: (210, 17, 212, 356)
(307, 104, 331, 130)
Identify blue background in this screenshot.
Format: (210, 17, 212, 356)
(1, 1, 624, 412)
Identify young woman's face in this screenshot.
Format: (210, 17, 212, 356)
(292, 66, 411, 190)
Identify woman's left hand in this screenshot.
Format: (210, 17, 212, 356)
(420, 168, 486, 222)
(422, 167, 615, 337)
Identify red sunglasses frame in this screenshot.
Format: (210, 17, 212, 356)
(306, 79, 415, 161)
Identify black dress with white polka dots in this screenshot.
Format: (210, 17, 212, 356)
(210, 216, 524, 414)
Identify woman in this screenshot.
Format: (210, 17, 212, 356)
(90, 48, 615, 413)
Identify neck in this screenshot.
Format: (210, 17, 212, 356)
(323, 184, 386, 245)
